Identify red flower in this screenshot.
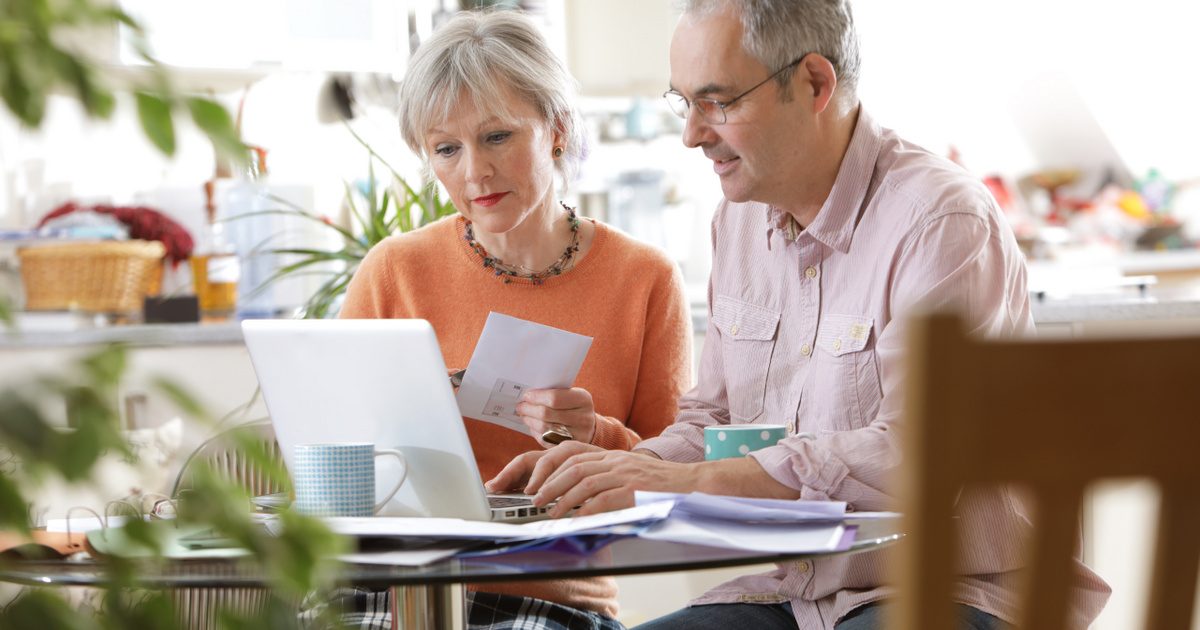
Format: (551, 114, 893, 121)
(38, 202, 195, 268)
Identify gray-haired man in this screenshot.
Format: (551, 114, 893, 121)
(489, 1, 1111, 628)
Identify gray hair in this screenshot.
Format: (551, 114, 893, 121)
(398, 10, 585, 183)
(680, 0, 861, 101)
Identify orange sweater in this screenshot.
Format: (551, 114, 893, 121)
(340, 215, 692, 618)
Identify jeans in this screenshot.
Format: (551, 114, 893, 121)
(633, 601, 1008, 630)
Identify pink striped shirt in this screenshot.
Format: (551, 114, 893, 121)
(637, 109, 1110, 629)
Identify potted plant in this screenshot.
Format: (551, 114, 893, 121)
(240, 126, 457, 319)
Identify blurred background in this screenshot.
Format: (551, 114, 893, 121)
(3, 0, 1199, 311)
(2, 1, 1198, 627)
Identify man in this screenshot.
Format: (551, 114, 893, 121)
(488, 0, 1111, 628)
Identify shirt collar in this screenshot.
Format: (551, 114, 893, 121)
(766, 107, 883, 253)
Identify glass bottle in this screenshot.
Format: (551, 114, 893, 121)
(191, 180, 240, 320)
(223, 146, 276, 319)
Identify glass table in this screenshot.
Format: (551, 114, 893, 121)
(0, 516, 900, 629)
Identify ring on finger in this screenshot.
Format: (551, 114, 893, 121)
(541, 423, 575, 445)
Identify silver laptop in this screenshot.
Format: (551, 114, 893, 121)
(241, 318, 549, 522)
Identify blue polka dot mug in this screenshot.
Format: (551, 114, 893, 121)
(704, 425, 787, 461)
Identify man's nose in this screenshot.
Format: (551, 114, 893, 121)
(681, 110, 714, 149)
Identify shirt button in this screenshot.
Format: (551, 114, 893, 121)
(800, 343, 812, 356)
(730, 324, 740, 336)
(794, 561, 810, 572)
(832, 339, 842, 352)
(805, 266, 818, 279)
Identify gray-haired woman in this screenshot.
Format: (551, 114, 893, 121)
(329, 9, 692, 630)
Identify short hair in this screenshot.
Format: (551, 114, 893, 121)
(398, 10, 585, 183)
(680, 0, 861, 101)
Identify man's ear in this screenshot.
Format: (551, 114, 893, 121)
(800, 54, 839, 115)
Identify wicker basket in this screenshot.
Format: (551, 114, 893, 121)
(18, 240, 165, 313)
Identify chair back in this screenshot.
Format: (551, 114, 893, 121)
(169, 420, 283, 630)
(172, 420, 284, 498)
(891, 313, 1200, 630)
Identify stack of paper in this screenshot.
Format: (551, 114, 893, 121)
(326, 492, 889, 565)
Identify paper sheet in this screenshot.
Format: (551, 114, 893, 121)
(455, 312, 593, 434)
(323, 503, 674, 543)
(635, 491, 847, 523)
(339, 545, 469, 566)
(638, 516, 849, 554)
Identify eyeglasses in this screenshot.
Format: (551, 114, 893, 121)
(663, 53, 811, 125)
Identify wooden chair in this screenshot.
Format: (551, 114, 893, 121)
(891, 313, 1200, 630)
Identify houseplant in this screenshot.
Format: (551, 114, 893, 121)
(242, 126, 457, 318)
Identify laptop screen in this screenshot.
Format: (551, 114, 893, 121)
(242, 319, 493, 521)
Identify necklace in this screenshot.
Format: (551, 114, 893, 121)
(463, 202, 581, 285)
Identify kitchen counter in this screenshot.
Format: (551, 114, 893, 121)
(0, 320, 243, 348)
(1030, 294, 1200, 325)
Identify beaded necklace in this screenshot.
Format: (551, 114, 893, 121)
(463, 202, 581, 285)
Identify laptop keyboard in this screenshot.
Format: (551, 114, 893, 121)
(489, 495, 534, 508)
(488, 494, 553, 520)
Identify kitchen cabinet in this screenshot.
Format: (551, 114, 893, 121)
(564, 0, 677, 96)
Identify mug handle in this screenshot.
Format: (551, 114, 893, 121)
(372, 448, 408, 513)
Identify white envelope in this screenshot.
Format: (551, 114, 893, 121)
(455, 312, 593, 435)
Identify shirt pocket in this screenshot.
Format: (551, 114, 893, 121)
(811, 314, 882, 430)
(710, 295, 780, 422)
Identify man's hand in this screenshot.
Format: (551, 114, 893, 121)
(533, 449, 697, 517)
(485, 441, 604, 495)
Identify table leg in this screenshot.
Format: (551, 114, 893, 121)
(393, 583, 464, 629)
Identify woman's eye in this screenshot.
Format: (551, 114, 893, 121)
(486, 131, 511, 144)
(433, 144, 458, 157)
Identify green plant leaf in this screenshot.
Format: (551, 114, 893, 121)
(185, 97, 245, 163)
(234, 204, 361, 245)
(45, 47, 113, 119)
(0, 473, 30, 535)
(80, 344, 127, 389)
(366, 159, 385, 243)
(135, 91, 175, 155)
(0, 48, 45, 126)
(270, 247, 360, 261)
(150, 376, 209, 420)
(342, 180, 371, 241)
(0, 589, 94, 630)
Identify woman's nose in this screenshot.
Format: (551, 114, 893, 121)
(464, 146, 492, 183)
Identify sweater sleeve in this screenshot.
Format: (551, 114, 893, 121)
(591, 259, 693, 450)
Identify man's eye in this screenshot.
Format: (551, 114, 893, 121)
(486, 131, 511, 144)
(434, 144, 458, 157)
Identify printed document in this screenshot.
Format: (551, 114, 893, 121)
(456, 312, 592, 434)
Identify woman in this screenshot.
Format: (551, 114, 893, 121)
(337, 9, 692, 630)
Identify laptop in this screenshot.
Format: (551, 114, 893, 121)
(241, 318, 550, 522)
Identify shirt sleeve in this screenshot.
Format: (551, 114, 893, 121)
(592, 259, 694, 450)
(746, 210, 1031, 510)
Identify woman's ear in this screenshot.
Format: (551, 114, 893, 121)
(550, 117, 568, 154)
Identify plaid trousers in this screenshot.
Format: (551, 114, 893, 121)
(299, 588, 625, 630)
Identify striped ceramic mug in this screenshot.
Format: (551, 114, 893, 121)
(293, 443, 407, 517)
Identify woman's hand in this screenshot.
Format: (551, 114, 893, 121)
(516, 387, 598, 447)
